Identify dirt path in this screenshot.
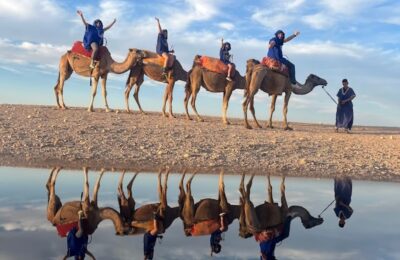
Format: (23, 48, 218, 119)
(0, 104, 399, 181)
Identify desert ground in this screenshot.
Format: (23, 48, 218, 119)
(0, 104, 399, 181)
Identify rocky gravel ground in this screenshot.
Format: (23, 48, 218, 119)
(0, 104, 399, 181)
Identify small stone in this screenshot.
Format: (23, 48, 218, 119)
(27, 115, 32, 119)
(183, 153, 190, 158)
(298, 158, 307, 165)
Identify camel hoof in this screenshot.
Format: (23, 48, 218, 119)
(106, 108, 112, 113)
(245, 125, 253, 130)
(197, 118, 204, 122)
(87, 108, 94, 112)
(284, 126, 293, 131)
(186, 116, 193, 121)
(256, 124, 262, 129)
(223, 121, 231, 125)
(140, 111, 147, 115)
(266, 125, 274, 129)
(126, 109, 132, 114)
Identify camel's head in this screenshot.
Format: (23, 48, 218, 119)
(302, 216, 324, 229)
(246, 59, 260, 73)
(307, 74, 328, 87)
(129, 48, 146, 63)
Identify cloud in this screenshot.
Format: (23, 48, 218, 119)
(0, 0, 62, 20)
(302, 13, 335, 30)
(218, 22, 235, 31)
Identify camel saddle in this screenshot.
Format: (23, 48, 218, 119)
(142, 55, 165, 67)
(261, 57, 289, 77)
(70, 41, 108, 60)
(190, 219, 220, 236)
(197, 56, 229, 75)
(56, 221, 78, 237)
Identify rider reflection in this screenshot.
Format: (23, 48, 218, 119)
(334, 176, 353, 228)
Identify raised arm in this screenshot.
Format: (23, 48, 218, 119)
(104, 18, 117, 31)
(221, 38, 224, 48)
(284, 31, 300, 43)
(155, 17, 162, 33)
(77, 10, 89, 27)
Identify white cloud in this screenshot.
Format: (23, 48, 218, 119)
(302, 13, 335, 30)
(218, 22, 235, 31)
(0, 0, 62, 19)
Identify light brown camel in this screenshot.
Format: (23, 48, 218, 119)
(54, 47, 145, 112)
(238, 173, 323, 239)
(46, 167, 127, 236)
(184, 55, 247, 125)
(124, 50, 188, 118)
(117, 168, 180, 235)
(242, 59, 328, 130)
(178, 171, 241, 236)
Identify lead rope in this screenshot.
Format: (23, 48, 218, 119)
(322, 86, 338, 105)
(318, 199, 336, 218)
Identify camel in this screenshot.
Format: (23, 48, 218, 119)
(124, 50, 188, 118)
(178, 171, 241, 236)
(184, 55, 247, 125)
(117, 168, 180, 234)
(238, 173, 323, 239)
(54, 47, 145, 112)
(46, 167, 127, 236)
(242, 59, 328, 130)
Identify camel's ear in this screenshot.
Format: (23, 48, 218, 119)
(129, 48, 133, 52)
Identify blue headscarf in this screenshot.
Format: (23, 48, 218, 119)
(274, 30, 285, 46)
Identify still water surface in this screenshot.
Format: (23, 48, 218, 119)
(0, 167, 399, 260)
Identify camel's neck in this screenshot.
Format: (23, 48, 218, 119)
(174, 61, 188, 82)
(109, 52, 135, 74)
(291, 76, 316, 95)
(229, 204, 242, 220)
(99, 207, 125, 234)
(164, 206, 180, 229)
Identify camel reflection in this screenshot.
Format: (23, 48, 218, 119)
(239, 174, 323, 238)
(239, 173, 323, 259)
(178, 171, 241, 255)
(46, 167, 126, 236)
(117, 168, 180, 235)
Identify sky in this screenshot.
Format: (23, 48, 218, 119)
(0, 0, 399, 127)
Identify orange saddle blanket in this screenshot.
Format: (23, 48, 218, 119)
(142, 56, 165, 67)
(70, 41, 107, 59)
(190, 219, 220, 236)
(198, 56, 229, 75)
(261, 57, 289, 77)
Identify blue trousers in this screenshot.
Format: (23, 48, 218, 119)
(282, 58, 296, 84)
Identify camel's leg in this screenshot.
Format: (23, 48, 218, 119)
(55, 57, 72, 109)
(184, 87, 192, 120)
(167, 80, 176, 118)
(127, 171, 139, 214)
(82, 167, 90, 214)
(280, 176, 288, 213)
(88, 77, 100, 112)
(57, 70, 73, 110)
(92, 168, 105, 207)
(100, 75, 111, 112)
(160, 169, 170, 214)
(239, 173, 246, 199)
(218, 170, 229, 213)
(283, 91, 293, 130)
(190, 82, 204, 122)
(250, 97, 262, 128)
(267, 95, 277, 128)
(47, 167, 62, 222)
(267, 174, 274, 203)
(54, 75, 62, 109)
(157, 168, 164, 206)
(246, 174, 255, 201)
(183, 173, 196, 225)
(133, 73, 145, 114)
(124, 75, 135, 113)
(118, 170, 127, 199)
(222, 86, 233, 125)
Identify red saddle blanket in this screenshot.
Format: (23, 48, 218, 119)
(56, 222, 78, 237)
(70, 41, 107, 59)
(261, 57, 289, 77)
(198, 56, 229, 75)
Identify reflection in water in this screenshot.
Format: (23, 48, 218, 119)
(239, 174, 324, 259)
(334, 177, 353, 228)
(1, 167, 399, 259)
(178, 171, 241, 256)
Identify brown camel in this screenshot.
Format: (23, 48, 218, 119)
(54, 47, 145, 112)
(242, 59, 328, 130)
(178, 171, 241, 236)
(46, 167, 127, 236)
(117, 168, 180, 235)
(238, 173, 323, 239)
(124, 50, 188, 118)
(184, 55, 247, 125)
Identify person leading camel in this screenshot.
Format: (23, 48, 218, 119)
(143, 211, 163, 260)
(77, 10, 116, 69)
(334, 176, 353, 228)
(220, 38, 234, 81)
(267, 30, 300, 87)
(210, 212, 227, 256)
(63, 210, 95, 260)
(155, 17, 175, 78)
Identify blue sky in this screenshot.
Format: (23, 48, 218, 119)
(0, 0, 399, 126)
